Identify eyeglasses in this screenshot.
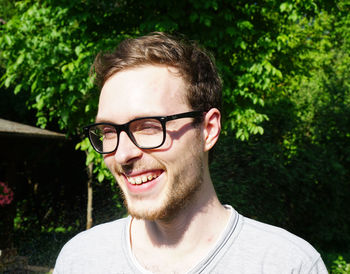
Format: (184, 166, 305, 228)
(84, 110, 203, 154)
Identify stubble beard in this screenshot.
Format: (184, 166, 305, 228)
(121, 152, 204, 221)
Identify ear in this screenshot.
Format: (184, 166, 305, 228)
(202, 108, 221, 152)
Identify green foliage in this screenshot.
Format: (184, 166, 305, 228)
(1, 0, 350, 265)
(0, 1, 98, 133)
(331, 256, 350, 274)
(0, 0, 321, 180)
(75, 137, 114, 183)
(212, 0, 350, 258)
(0, 0, 17, 22)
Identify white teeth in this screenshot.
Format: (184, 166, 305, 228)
(127, 173, 159, 185)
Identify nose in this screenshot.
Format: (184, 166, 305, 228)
(114, 131, 142, 164)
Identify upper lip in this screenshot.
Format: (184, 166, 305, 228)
(122, 169, 163, 178)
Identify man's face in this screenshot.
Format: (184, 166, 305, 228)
(96, 65, 205, 220)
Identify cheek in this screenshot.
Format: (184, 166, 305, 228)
(168, 136, 203, 171)
(103, 154, 115, 171)
(162, 127, 202, 154)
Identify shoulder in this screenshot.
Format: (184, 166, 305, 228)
(63, 217, 128, 249)
(54, 217, 130, 273)
(241, 216, 317, 256)
(231, 215, 327, 272)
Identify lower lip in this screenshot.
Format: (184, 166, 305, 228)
(125, 172, 163, 194)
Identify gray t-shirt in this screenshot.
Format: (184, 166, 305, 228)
(54, 207, 328, 273)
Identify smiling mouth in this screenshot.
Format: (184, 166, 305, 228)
(126, 172, 161, 185)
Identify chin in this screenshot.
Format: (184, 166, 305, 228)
(125, 197, 169, 220)
(125, 185, 199, 221)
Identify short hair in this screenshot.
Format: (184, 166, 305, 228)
(92, 32, 222, 112)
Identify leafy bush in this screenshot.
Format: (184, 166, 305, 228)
(331, 256, 350, 274)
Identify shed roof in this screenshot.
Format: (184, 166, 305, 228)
(0, 118, 66, 139)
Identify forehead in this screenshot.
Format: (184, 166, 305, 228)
(97, 65, 190, 123)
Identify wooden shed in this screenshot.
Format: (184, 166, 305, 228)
(0, 118, 66, 139)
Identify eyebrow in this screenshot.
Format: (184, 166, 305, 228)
(95, 113, 164, 124)
(94, 116, 116, 124)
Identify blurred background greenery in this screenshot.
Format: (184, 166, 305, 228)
(0, 0, 349, 272)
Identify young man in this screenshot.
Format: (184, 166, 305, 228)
(54, 33, 327, 273)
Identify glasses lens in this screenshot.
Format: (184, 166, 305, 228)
(89, 124, 118, 153)
(129, 118, 164, 148)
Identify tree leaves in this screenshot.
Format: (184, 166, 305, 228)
(0, 0, 321, 178)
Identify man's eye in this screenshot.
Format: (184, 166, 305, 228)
(141, 122, 162, 131)
(132, 120, 162, 134)
(141, 123, 161, 130)
(101, 127, 117, 138)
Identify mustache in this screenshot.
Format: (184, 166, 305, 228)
(115, 161, 165, 175)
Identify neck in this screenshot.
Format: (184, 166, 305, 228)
(131, 177, 230, 250)
(129, 176, 231, 273)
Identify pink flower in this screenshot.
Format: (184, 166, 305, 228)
(0, 181, 14, 206)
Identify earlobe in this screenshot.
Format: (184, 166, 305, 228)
(203, 108, 221, 152)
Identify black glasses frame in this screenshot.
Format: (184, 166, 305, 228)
(83, 110, 204, 154)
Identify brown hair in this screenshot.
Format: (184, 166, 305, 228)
(92, 32, 222, 112)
